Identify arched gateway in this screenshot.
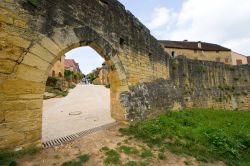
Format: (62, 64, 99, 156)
(0, 0, 169, 150)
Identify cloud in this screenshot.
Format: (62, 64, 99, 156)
(146, 7, 171, 30)
(148, 0, 250, 55)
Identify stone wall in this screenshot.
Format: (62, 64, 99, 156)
(120, 57, 250, 122)
(0, 0, 169, 150)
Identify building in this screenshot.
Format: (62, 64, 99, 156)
(159, 40, 248, 65)
(64, 59, 82, 73)
(92, 62, 110, 85)
(231, 52, 248, 65)
(247, 56, 250, 64)
(49, 56, 65, 78)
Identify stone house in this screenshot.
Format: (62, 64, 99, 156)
(231, 52, 248, 65)
(159, 40, 248, 65)
(49, 55, 65, 77)
(92, 62, 110, 85)
(247, 56, 250, 64)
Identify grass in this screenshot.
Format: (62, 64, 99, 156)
(0, 148, 40, 166)
(119, 145, 139, 155)
(119, 109, 250, 166)
(104, 149, 120, 165)
(158, 152, 166, 160)
(123, 161, 148, 166)
(62, 154, 90, 166)
(140, 149, 153, 158)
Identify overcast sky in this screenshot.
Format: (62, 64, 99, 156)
(66, 0, 250, 74)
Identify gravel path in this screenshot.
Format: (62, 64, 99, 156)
(42, 84, 115, 142)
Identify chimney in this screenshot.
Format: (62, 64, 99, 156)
(198, 41, 202, 49)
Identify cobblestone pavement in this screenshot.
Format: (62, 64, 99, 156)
(42, 84, 115, 142)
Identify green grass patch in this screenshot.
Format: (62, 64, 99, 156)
(140, 149, 153, 158)
(123, 161, 148, 166)
(119, 109, 250, 166)
(104, 149, 120, 165)
(0, 148, 40, 166)
(158, 152, 166, 160)
(62, 154, 90, 166)
(119, 145, 139, 155)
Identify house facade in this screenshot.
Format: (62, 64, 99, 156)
(49, 55, 65, 77)
(159, 40, 247, 65)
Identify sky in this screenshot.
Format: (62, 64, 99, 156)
(66, 0, 250, 74)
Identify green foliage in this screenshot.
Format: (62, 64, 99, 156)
(104, 149, 120, 165)
(45, 86, 69, 98)
(123, 161, 138, 166)
(119, 145, 139, 155)
(158, 152, 166, 160)
(233, 77, 240, 81)
(62, 154, 90, 166)
(196, 65, 206, 73)
(123, 161, 148, 166)
(0, 148, 40, 166)
(140, 149, 153, 158)
(64, 70, 74, 78)
(87, 72, 97, 84)
(46, 76, 59, 87)
(119, 109, 250, 166)
(27, 0, 40, 7)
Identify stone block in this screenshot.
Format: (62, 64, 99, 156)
(29, 43, 56, 63)
(5, 109, 42, 122)
(6, 119, 42, 132)
(40, 37, 61, 56)
(0, 110, 4, 123)
(22, 53, 51, 71)
(2, 79, 45, 95)
(25, 129, 41, 142)
(16, 64, 46, 82)
(0, 14, 13, 24)
(6, 35, 31, 48)
(0, 100, 26, 112)
(0, 125, 25, 149)
(27, 100, 42, 110)
(0, 59, 16, 74)
(14, 19, 27, 28)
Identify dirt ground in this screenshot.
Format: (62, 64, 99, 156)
(17, 124, 225, 166)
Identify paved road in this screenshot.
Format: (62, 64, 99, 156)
(42, 84, 115, 142)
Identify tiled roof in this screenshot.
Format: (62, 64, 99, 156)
(159, 40, 231, 51)
(64, 59, 82, 73)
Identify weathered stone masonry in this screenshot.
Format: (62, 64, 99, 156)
(121, 57, 250, 121)
(0, 0, 249, 151)
(0, 0, 169, 150)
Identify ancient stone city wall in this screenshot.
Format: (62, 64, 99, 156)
(0, 0, 249, 151)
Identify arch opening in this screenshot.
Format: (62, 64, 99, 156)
(42, 46, 116, 142)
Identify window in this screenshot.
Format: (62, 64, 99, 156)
(52, 70, 55, 77)
(171, 51, 175, 57)
(194, 50, 197, 54)
(225, 58, 229, 63)
(216, 58, 220, 62)
(216, 50, 220, 53)
(236, 59, 242, 65)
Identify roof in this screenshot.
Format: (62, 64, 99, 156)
(64, 59, 82, 73)
(64, 59, 76, 69)
(159, 40, 231, 51)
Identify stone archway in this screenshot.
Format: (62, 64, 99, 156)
(0, 0, 170, 150)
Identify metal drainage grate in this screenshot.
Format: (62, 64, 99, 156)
(42, 122, 117, 149)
